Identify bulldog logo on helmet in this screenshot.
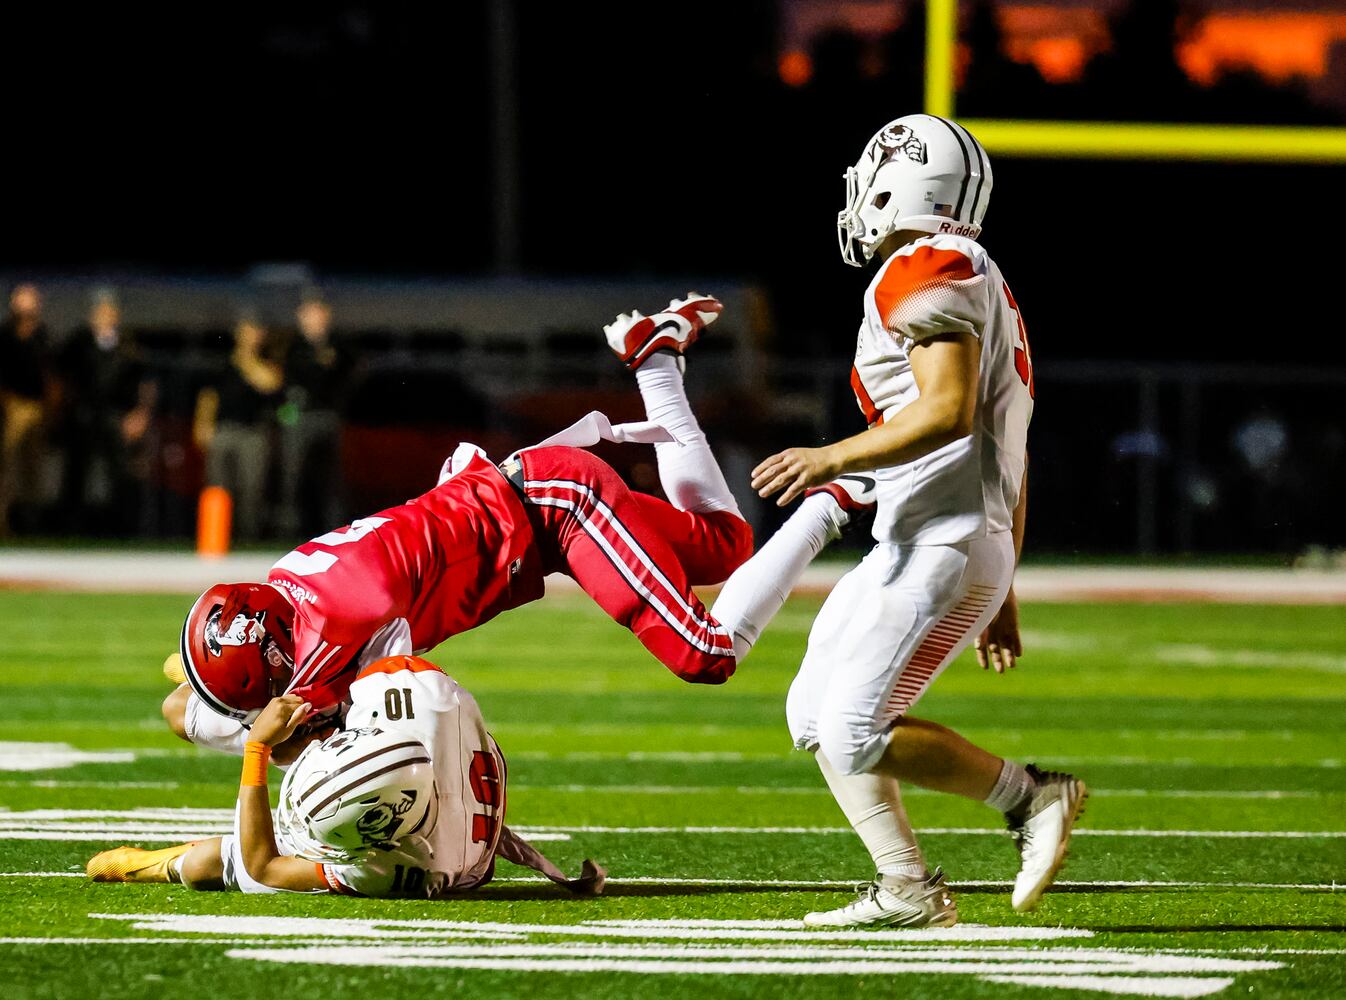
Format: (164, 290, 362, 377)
(355, 790, 420, 844)
(204, 609, 267, 656)
(875, 124, 927, 165)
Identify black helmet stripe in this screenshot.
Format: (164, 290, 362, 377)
(305, 751, 433, 818)
(954, 120, 989, 224)
(295, 739, 431, 808)
(930, 116, 973, 222)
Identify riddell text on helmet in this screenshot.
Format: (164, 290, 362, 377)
(938, 221, 979, 236)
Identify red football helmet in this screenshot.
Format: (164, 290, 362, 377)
(180, 583, 297, 722)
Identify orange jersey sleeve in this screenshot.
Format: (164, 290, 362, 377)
(871, 242, 987, 343)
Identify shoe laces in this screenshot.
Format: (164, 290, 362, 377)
(842, 880, 884, 911)
(1027, 763, 1070, 785)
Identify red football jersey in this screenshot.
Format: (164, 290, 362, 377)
(268, 453, 546, 709)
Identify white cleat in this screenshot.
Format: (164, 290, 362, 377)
(805, 474, 877, 538)
(603, 292, 722, 370)
(1008, 764, 1089, 912)
(803, 868, 958, 928)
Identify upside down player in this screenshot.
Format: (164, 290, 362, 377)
(162, 294, 857, 757)
(89, 655, 605, 897)
(745, 115, 1088, 927)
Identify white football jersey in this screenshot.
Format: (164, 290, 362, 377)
(850, 233, 1033, 545)
(316, 660, 506, 898)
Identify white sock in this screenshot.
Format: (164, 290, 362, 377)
(985, 759, 1036, 815)
(183, 691, 249, 756)
(169, 853, 187, 885)
(711, 493, 838, 660)
(817, 751, 926, 880)
(634, 353, 739, 515)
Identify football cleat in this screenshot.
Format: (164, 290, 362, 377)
(806, 474, 877, 539)
(87, 842, 195, 884)
(163, 652, 187, 686)
(1007, 765, 1088, 912)
(803, 868, 958, 928)
(603, 292, 722, 370)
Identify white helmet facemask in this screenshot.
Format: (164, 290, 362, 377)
(276, 727, 440, 864)
(837, 114, 993, 267)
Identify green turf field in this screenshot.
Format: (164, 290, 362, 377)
(0, 589, 1342, 999)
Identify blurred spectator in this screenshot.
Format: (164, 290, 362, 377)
(194, 317, 281, 541)
(0, 284, 53, 535)
(55, 291, 157, 534)
(278, 294, 348, 537)
(1232, 411, 1289, 479)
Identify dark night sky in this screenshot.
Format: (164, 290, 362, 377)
(5, 2, 1343, 364)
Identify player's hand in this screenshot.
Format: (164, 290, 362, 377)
(975, 587, 1022, 674)
(249, 695, 312, 747)
(271, 715, 339, 765)
(752, 447, 842, 507)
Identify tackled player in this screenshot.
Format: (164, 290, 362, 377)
(90, 655, 603, 897)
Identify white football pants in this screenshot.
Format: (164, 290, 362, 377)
(787, 530, 1014, 775)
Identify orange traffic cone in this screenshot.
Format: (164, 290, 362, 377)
(197, 486, 233, 558)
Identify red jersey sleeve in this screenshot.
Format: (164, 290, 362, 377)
(269, 453, 545, 712)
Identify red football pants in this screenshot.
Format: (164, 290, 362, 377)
(517, 446, 753, 684)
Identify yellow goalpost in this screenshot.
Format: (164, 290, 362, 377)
(924, 0, 1346, 162)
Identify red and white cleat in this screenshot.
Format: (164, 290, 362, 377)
(603, 292, 722, 370)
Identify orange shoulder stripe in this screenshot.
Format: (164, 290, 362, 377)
(873, 246, 977, 330)
(356, 655, 444, 681)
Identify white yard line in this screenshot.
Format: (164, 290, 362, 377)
(3, 747, 1340, 769)
(493, 877, 1341, 891)
(507, 750, 1346, 768)
(10, 871, 1336, 891)
(0, 828, 570, 843)
(1, 778, 1330, 799)
(100, 913, 1095, 943)
(0, 937, 286, 946)
(510, 784, 1326, 799)
(0, 810, 1339, 841)
(0, 743, 135, 772)
(0, 781, 182, 789)
(509, 825, 1346, 839)
(1152, 644, 1346, 674)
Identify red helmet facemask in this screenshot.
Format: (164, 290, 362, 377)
(180, 583, 296, 722)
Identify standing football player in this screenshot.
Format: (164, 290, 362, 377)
(747, 115, 1087, 926)
(89, 655, 604, 897)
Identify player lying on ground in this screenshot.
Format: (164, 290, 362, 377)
(163, 293, 855, 759)
(746, 115, 1088, 927)
(90, 655, 604, 897)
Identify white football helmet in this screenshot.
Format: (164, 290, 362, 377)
(276, 727, 439, 863)
(837, 114, 993, 267)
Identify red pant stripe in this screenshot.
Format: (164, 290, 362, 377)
(883, 594, 994, 714)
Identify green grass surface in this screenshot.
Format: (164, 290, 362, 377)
(0, 590, 1343, 999)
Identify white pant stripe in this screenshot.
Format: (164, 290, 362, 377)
(525, 487, 731, 657)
